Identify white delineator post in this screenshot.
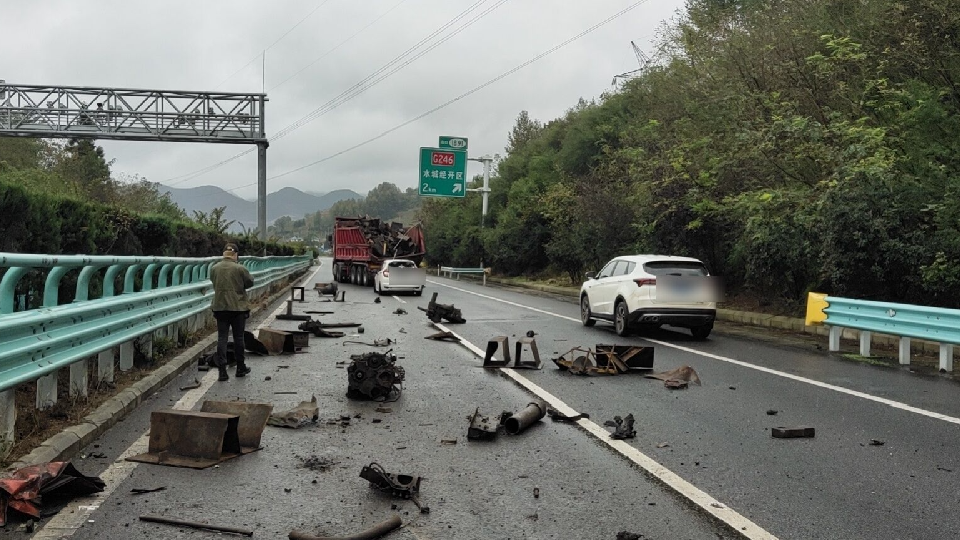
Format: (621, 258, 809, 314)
(0, 389, 15, 454)
(859, 331, 871, 357)
(940, 344, 954, 372)
(899, 337, 911, 365)
(97, 349, 115, 383)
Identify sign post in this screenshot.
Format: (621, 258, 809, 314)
(419, 147, 467, 198)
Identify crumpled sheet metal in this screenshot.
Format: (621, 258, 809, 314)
(0, 462, 105, 525)
(644, 365, 702, 388)
(268, 396, 320, 428)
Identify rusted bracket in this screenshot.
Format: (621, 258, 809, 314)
(483, 336, 511, 368)
(513, 337, 542, 370)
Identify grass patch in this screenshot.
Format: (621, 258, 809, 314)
(841, 353, 895, 367)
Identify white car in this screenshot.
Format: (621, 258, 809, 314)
(579, 255, 719, 339)
(374, 259, 425, 296)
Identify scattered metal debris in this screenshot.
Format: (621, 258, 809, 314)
(276, 300, 312, 321)
(771, 426, 815, 439)
(376, 406, 393, 413)
(360, 463, 429, 513)
(0, 462, 105, 525)
(289, 514, 402, 540)
(553, 345, 654, 375)
(299, 455, 339, 472)
(199, 401, 273, 453)
(467, 408, 499, 441)
(440, 439, 458, 445)
(127, 410, 244, 469)
(244, 331, 270, 355)
(425, 331, 460, 342)
(130, 486, 166, 495)
(374, 297, 382, 304)
(419, 292, 466, 324)
(533, 487, 540, 499)
(617, 531, 643, 540)
(483, 336, 542, 369)
(604, 414, 637, 440)
(644, 365, 701, 388)
(502, 401, 547, 435)
(347, 352, 405, 401)
(344, 338, 394, 347)
(139, 514, 253, 536)
(869, 439, 885, 446)
(179, 380, 202, 391)
(656, 442, 670, 449)
(258, 328, 309, 354)
(766, 409, 779, 416)
(304, 310, 334, 315)
(393, 307, 408, 316)
(298, 320, 346, 338)
(546, 407, 589, 423)
(526, 330, 536, 337)
(314, 282, 338, 296)
(268, 396, 320, 429)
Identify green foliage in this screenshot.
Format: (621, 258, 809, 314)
(422, 0, 960, 307)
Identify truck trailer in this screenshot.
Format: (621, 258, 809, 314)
(330, 216, 426, 286)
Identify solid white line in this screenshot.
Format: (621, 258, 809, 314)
(433, 322, 778, 540)
(392, 295, 407, 304)
(34, 264, 325, 539)
(427, 279, 960, 427)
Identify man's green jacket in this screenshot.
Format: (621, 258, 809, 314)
(210, 257, 254, 312)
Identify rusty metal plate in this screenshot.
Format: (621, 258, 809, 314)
(513, 337, 542, 369)
(483, 337, 511, 368)
(200, 401, 273, 453)
(127, 410, 242, 469)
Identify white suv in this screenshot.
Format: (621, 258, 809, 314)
(579, 255, 719, 339)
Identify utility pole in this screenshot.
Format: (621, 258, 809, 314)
(467, 154, 493, 268)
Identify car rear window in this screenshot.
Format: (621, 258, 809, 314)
(642, 261, 708, 276)
(389, 260, 416, 268)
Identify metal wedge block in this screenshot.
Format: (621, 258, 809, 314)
(127, 410, 242, 469)
(483, 336, 511, 368)
(513, 337, 542, 369)
(200, 400, 274, 453)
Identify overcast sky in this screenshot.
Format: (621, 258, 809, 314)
(1, 0, 685, 202)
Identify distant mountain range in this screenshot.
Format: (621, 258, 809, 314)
(160, 185, 363, 229)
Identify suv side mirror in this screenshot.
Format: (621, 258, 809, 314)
(585, 271, 596, 280)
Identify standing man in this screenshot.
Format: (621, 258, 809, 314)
(210, 243, 254, 381)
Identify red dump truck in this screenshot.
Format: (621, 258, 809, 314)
(330, 216, 426, 286)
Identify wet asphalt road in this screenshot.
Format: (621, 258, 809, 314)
(423, 276, 960, 540)
(28, 261, 733, 540)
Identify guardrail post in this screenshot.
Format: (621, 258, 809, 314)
(69, 359, 89, 398)
(0, 266, 32, 314)
(172, 265, 185, 286)
(98, 349, 115, 383)
(119, 341, 135, 371)
(828, 326, 841, 352)
(75, 265, 103, 301)
(36, 372, 57, 410)
(42, 266, 72, 307)
(939, 344, 954, 372)
(0, 389, 15, 456)
(141, 334, 153, 361)
(142, 263, 160, 291)
(123, 265, 142, 293)
(103, 264, 124, 297)
(859, 331, 871, 357)
(899, 337, 911, 365)
(158, 264, 174, 288)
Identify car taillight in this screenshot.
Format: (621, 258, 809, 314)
(383, 270, 389, 277)
(634, 278, 656, 287)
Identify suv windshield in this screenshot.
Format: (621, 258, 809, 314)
(642, 261, 708, 276)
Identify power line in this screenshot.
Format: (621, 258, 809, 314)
(212, 0, 334, 90)
(164, 0, 504, 185)
(268, 0, 650, 181)
(268, 0, 410, 93)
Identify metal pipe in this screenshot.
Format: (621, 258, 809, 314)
(140, 514, 253, 536)
(503, 401, 547, 435)
(288, 515, 402, 540)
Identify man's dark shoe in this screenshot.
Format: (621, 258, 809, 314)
(236, 364, 251, 378)
(218, 365, 230, 381)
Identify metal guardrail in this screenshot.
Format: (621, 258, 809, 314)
(438, 266, 488, 286)
(0, 253, 311, 451)
(806, 292, 956, 371)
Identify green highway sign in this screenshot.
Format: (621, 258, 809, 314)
(439, 136, 468, 150)
(419, 147, 467, 198)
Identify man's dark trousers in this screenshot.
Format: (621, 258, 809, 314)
(214, 311, 247, 374)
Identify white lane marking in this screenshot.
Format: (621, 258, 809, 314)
(434, 322, 778, 540)
(34, 265, 324, 539)
(427, 279, 960, 427)
(392, 295, 407, 304)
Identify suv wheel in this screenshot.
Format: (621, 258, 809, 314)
(691, 324, 713, 340)
(614, 300, 631, 336)
(580, 295, 596, 327)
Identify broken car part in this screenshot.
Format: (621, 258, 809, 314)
(393, 308, 407, 315)
(424, 331, 460, 342)
(127, 410, 247, 469)
(482, 336, 541, 369)
(553, 345, 655, 376)
(772, 426, 815, 438)
(644, 365, 702, 388)
(546, 408, 589, 423)
(314, 282, 339, 296)
(258, 328, 309, 354)
(0, 462, 105, 525)
(360, 463, 429, 513)
(288, 514, 402, 540)
(604, 414, 637, 440)
(347, 352, 405, 401)
(276, 300, 313, 321)
(199, 401, 273, 453)
(514, 337, 542, 369)
(502, 401, 547, 435)
(268, 396, 320, 429)
(419, 292, 466, 324)
(130, 486, 166, 495)
(140, 514, 253, 536)
(467, 407, 499, 441)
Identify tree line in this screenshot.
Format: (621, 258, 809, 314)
(421, 0, 960, 310)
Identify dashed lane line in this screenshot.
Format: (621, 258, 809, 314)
(33, 264, 325, 539)
(432, 322, 779, 540)
(427, 279, 960, 427)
